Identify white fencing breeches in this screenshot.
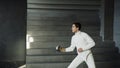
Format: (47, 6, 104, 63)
(67, 53, 96, 68)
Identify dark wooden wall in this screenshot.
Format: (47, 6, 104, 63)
(0, 0, 26, 67)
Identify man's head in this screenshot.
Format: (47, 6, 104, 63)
(72, 22, 81, 33)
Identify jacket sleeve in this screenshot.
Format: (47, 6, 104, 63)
(82, 33, 95, 51)
(65, 36, 76, 52)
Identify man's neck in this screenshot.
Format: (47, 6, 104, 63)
(75, 30, 80, 33)
(75, 30, 80, 34)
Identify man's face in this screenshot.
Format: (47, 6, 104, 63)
(72, 24, 79, 33)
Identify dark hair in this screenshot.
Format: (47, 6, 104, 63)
(73, 22, 81, 30)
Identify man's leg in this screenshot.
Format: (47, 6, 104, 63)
(85, 54, 96, 68)
(67, 55, 84, 68)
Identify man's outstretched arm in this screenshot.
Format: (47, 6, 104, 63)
(56, 45, 75, 52)
(56, 36, 75, 52)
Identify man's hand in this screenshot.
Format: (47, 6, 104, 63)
(56, 45, 65, 52)
(78, 48, 83, 52)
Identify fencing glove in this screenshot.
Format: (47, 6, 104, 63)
(56, 45, 65, 52)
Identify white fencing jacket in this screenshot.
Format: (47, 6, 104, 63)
(65, 31, 95, 58)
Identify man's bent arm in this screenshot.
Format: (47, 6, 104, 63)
(82, 33, 95, 51)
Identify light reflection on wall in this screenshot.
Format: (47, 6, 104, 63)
(26, 34, 34, 49)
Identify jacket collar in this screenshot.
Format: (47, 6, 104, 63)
(75, 31, 81, 35)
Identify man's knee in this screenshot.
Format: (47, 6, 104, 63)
(88, 64, 96, 68)
(67, 65, 77, 68)
(67, 66, 76, 68)
(88, 66, 95, 68)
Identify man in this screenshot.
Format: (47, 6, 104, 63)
(56, 22, 96, 68)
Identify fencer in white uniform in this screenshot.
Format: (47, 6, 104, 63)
(56, 22, 96, 68)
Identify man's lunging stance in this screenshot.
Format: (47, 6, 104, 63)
(56, 22, 96, 68)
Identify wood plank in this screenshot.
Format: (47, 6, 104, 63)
(27, 0, 101, 5)
(28, 4, 100, 10)
(27, 8, 99, 13)
(27, 20, 100, 26)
